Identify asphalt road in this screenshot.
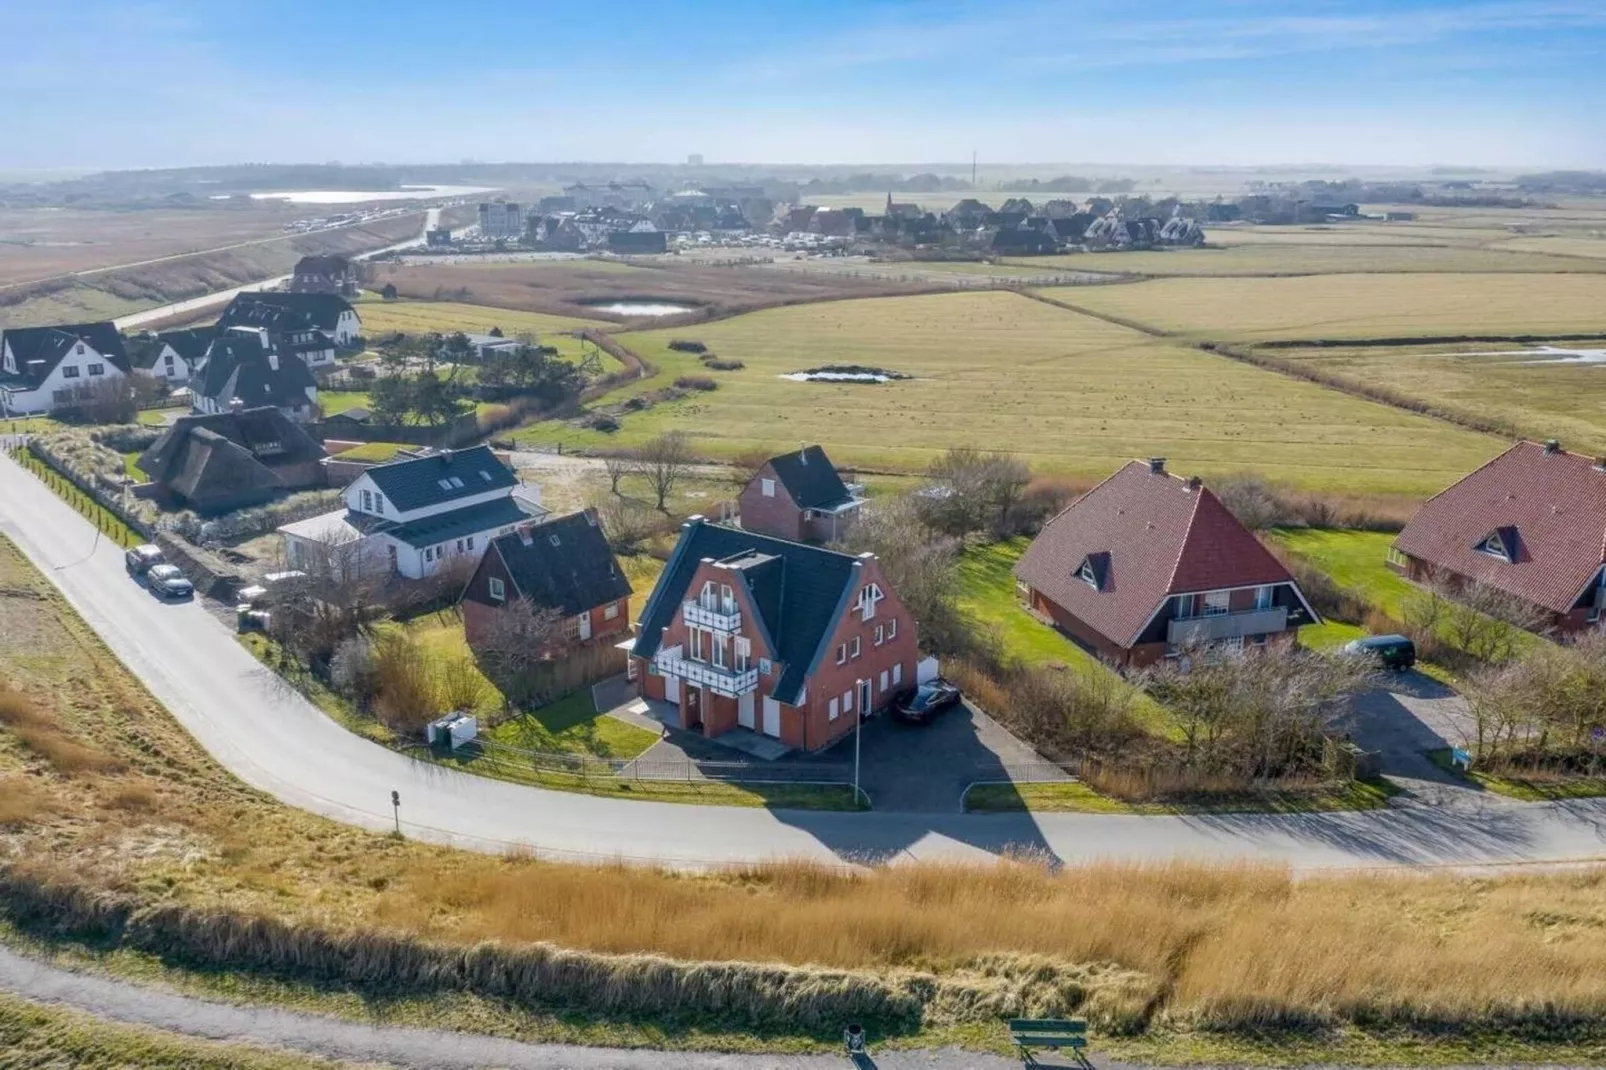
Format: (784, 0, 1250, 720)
(4, 449, 1606, 871)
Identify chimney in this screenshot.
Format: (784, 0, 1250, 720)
(1544, 438, 1562, 454)
(799, 444, 808, 464)
(516, 521, 536, 546)
(1185, 475, 1202, 492)
(1594, 456, 1606, 473)
(1148, 457, 1166, 474)
(229, 397, 244, 413)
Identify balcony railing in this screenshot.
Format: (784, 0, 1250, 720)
(1169, 606, 1288, 647)
(683, 600, 741, 632)
(654, 644, 759, 698)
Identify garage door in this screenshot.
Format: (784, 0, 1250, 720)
(665, 675, 680, 704)
(761, 697, 781, 737)
(738, 692, 755, 729)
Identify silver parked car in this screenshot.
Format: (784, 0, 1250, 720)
(145, 563, 195, 600)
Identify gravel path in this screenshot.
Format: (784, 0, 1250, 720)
(0, 945, 1030, 1070)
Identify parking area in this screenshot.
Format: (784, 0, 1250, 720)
(1344, 670, 1477, 784)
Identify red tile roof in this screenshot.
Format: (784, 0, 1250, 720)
(1393, 441, 1606, 615)
(1015, 461, 1295, 648)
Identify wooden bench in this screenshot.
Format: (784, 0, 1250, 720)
(1008, 1018, 1092, 1067)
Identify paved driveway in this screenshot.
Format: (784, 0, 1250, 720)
(817, 702, 1069, 813)
(1342, 670, 1477, 784)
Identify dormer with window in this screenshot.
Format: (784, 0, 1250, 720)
(1476, 527, 1517, 563)
(856, 582, 883, 620)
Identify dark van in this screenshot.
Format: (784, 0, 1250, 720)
(1342, 634, 1416, 671)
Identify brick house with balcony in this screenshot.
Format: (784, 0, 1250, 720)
(1014, 458, 1318, 667)
(462, 508, 634, 650)
(630, 517, 918, 751)
(1389, 440, 1606, 633)
(737, 444, 865, 543)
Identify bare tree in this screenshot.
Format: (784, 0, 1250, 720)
(728, 446, 774, 490)
(593, 494, 663, 554)
(472, 596, 566, 706)
(602, 452, 639, 496)
(268, 536, 389, 667)
(636, 431, 693, 512)
(917, 447, 1031, 537)
(838, 494, 968, 654)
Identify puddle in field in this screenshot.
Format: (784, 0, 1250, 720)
(781, 365, 912, 384)
(1462, 345, 1606, 366)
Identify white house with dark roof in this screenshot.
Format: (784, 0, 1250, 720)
(220, 292, 361, 347)
(192, 328, 319, 421)
(128, 327, 214, 384)
(0, 322, 131, 415)
(277, 445, 545, 581)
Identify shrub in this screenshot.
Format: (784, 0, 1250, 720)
(667, 339, 707, 353)
(673, 375, 718, 392)
(702, 358, 745, 371)
(371, 632, 438, 734)
(586, 413, 620, 433)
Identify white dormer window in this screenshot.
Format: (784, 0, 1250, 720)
(1078, 560, 1098, 588)
(1477, 531, 1512, 561)
(720, 584, 735, 612)
(488, 576, 505, 601)
(760, 478, 776, 497)
(856, 582, 883, 620)
(700, 580, 716, 609)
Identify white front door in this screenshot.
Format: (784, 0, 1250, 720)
(578, 612, 592, 640)
(738, 693, 755, 729)
(761, 697, 781, 737)
(665, 675, 680, 704)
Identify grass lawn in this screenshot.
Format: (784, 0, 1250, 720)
(1274, 341, 1606, 455)
(480, 689, 657, 760)
(120, 450, 146, 480)
(135, 406, 188, 427)
(1050, 273, 1606, 342)
(354, 300, 612, 368)
(1006, 243, 1602, 277)
(329, 440, 411, 462)
(316, 389, 373, 416)
(518, 290, 1501, 496)
(1427, 748, 1606, 801)
(964, 777, 1401, 814)
(1269, 529, 1418, 616)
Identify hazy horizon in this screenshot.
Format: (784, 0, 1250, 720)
(3, 0, 1604, 172)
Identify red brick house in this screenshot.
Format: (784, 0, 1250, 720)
(630, 517, 917, 751)
(738, 444, 865, 543)
(1014, 458, 1318, 667)
(1390, 440, 1606, 632)
(462, 509, 633, 650)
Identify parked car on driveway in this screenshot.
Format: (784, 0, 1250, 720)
(145, 564, 194, 600)
(891, 679, 963, 724)
(125, 544, 166, 576)
(1342, 634, 1416, 671)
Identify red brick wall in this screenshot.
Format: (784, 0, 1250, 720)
(795, 557, 918, 751)
(1028, 588, 1131, 666)
(736, 462, 805, 541)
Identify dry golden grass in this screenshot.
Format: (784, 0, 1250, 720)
(5, 532, 1606, 1046)
(1052, 273, 1606, 342)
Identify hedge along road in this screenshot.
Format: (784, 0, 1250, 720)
(4, 450, 1606, 872)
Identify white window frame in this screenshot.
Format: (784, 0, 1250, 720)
(836, 642, 847, 665)
(892, 663, 902, 686)
(843, 688, 854, 714)
(1078, 559, 1098, 588)
(886, 618, 897, 641)
(1173, 594, 1195, 619)
(828, 697, 839, 721)
(711, 635, 728, 669)
(1254, 585, 1274, 610)
(734, 636, 750, 672)
(488, 576, 505, 602)
(849, 635, 860, 658)
(758, 657, 772, 675)
(1478, 533, 1509, 560)
(61, 365, 80, 379)
(760, 477, 776, 498)
(689, 626, 707, 662)
(720, 584, 735, 613)
(700, 580, 717, 610)
(857, 582, 883, 620)
(879, 669, 889, 692)
(87, 363, 105, 376)
(1204, 591, 1230, 617)
(604, 602, 619, 621)
(874, 623, 884, 646)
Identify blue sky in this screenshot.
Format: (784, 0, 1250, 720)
(2, 0, 1603, 170)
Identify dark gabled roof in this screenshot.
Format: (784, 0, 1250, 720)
(634, 520, 865, 704)
(221, 292, 355, 333)
(128, 327, 216, 370)
(1015, 461, 1297, 649)
(1393, 441, 1606, 615)
(386, 495, 534, 548)
(293, 255, 350, 276)
(484, 509, 633, 616)
(136, 407, 325, 512)
(0, 322, 130, 387)
(363, 444, 516, 512)
(764, 444, 853, 510)
(195, 331, 317, 410)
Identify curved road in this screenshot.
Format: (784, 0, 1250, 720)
(3, 451, 1606, 870)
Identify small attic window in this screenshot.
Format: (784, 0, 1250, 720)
(480, 470, 493, 482)
(549, 533, 562, 547)
(449, 476, 465, 488)
(1476, 530, 1512, 561)
(1078, 559, 1099, 589)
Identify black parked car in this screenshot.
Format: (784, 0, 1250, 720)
(1342, 634, 1416, 671)
(891, 679, 962, 724)
(124, 544, 166, 576)
(145, 563, 195, 600)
